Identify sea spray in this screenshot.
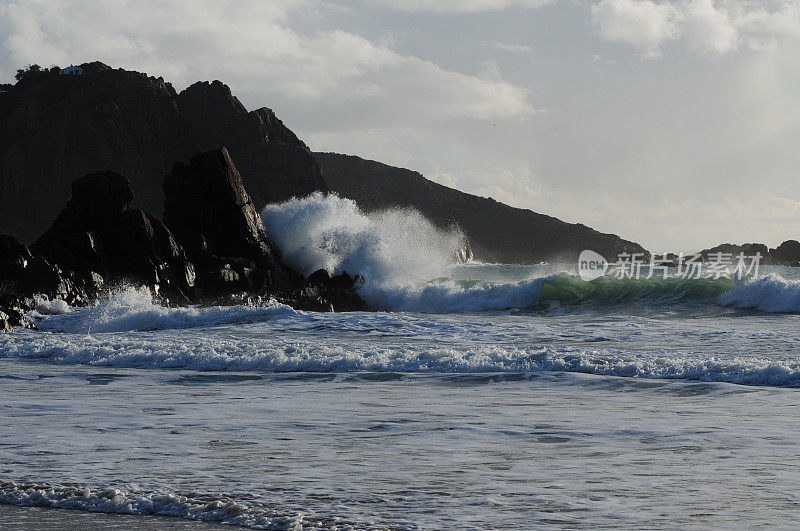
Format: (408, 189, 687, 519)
(261, 192, 541, 311)
(260, 192, 465, 286)
(719, 274, 800, 312)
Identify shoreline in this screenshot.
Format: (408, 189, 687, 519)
(0, 504, 231, 530)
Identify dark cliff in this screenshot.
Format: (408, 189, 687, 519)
(1, 61, 646, 264)
(314, 152, 646, 263)
(0, 62, 326, 242)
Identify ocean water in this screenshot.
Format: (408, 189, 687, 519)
(3, 195, 800, 528)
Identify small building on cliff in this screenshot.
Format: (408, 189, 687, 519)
(59, 65, 83, 76)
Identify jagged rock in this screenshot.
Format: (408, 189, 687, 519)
(0, 235, 32, 277)
(163, 148, 366, 311)
(0, 143, 365, 331)
(304, 269, 365, 312)
(163, 148, 295, 299)
(0, 234, 68, 327)
(32, 171, 193, 304)
(176, 81, 327, 209)
(0, 308, 26, 332)
(1, 233, 85, 304)
(164, 149, 276, 264)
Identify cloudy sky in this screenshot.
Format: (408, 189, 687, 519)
(1, 0, 799, 251)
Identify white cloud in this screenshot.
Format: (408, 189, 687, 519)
(733, 0, 800, 50)
(483, 40, 536, 54)
(0, 0, 535, 126)
(682, 0, 738, 54)
(591, 0, 682, 58)
(592, 0, 800, 58)
(364, 0, 553, 13)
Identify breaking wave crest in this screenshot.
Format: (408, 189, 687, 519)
(719, 274, 800, 313)
(365, 274, 738, 313)
(29, 287, 295, 334)
(3, 332, 800, 387)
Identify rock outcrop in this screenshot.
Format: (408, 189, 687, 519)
(1, 61, 648, 265)
(769, 240, 800, 266)
(0, 148, 365, 331)
(0, 233, 94, 331)
(31, 170, 195, 305)
(314, 152, 646, 264)
(0, 63, 326, 243)
(163, 148, 295, 300)
(162, 148, 364, 311)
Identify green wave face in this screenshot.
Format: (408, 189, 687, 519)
(534, 274, 735, 312)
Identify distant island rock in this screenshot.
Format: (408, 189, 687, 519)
(700, 241, 800, 266)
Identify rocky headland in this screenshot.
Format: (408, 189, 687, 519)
(0, 147, 363, 331)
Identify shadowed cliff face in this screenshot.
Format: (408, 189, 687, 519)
(0, 63, 326, 243)
(314, 152, 647, 264)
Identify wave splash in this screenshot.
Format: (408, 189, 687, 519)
(261, 191, 465, 286)
(719, 274, 800, 313)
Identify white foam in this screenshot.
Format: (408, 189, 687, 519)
(33, 295, 71, 315)
(0, 480, 310, 529)
(4, 327, 800, 387)
(719, 274, 800, 313)
(29, 287, 296, 334)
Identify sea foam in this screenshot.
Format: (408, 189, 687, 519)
(261, 192, 466, 285)
(3, 330, 800, 386)
(0, 480, 312, 529)
(718, 274, 800, 313)
(30, 287, 296, 334)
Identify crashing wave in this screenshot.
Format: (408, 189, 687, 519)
(718, 274, 800, 313)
